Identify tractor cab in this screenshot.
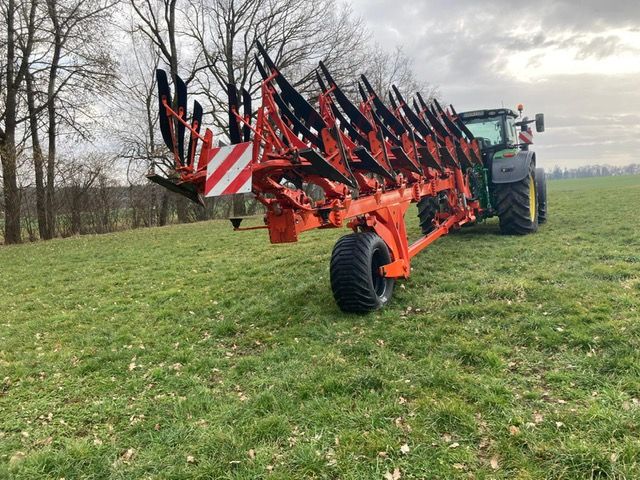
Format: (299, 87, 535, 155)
(458, 107, 545, 158)
(458, 108, 519, 153)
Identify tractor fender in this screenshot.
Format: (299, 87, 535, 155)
(491, 151, 535, 184)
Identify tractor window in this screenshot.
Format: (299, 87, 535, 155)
(505, 118, 518, 145)
(463, 117, 504, 147)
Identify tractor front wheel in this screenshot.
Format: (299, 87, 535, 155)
(494, 163, 538, 235)
(330, 232, 395, 313)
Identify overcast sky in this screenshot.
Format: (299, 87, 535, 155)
(349, 0, 640, 169)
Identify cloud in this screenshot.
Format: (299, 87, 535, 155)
(574, 35, 637, 59)
(348, 0, 640, 167)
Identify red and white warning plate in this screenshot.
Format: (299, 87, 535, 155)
(204, 142, 253, 197)
(519, 130, 533, 144)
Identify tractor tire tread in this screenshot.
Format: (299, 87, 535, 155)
(494, 163, 538, 235)
(417, 197, 438, 235)
(536, 167, 547, 224)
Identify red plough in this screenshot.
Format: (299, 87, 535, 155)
(148, 43, 542, 312)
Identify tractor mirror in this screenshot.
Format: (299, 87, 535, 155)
(535, 113, 545, 133)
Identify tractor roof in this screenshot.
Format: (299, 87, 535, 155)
(458, 108, 518, 120)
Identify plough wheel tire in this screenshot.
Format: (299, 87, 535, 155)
(535, 167, 547, 224)
(330, 232, 395, 313)
(494, 163, 538, 235)
(417, 197, 438, 235)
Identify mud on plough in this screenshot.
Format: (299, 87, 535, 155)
(149, 43, 518, 312)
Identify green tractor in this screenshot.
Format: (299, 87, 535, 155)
(457, 105, 547, 234)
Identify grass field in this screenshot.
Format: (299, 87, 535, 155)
(1, 175, 639, 479)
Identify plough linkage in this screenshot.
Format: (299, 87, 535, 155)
(151, 43, 490, 312)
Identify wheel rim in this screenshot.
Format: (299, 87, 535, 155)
(529, 175, 536, 222)
(370, 247, 387, 298)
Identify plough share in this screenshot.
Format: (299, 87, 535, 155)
(150, 43, 547, 312)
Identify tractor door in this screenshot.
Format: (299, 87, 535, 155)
(505, 117, 518, 147)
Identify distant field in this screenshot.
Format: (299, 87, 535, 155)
(1, 175, 639, 479)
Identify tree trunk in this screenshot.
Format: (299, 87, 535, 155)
(70, 191, 82, 234)
(158, 190, 170, 226)
(44, 143, 56, 238)
(26, 73, 48, 239)
(176, 195, 189, 223)
(44, 0, 63, 240)
(1, 0, 25, 244)
(1, 144, 22, 244)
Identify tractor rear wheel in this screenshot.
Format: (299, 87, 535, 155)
(417, 196, 438, 234)
(535, 167, 547, 224)
(494, 163, 538, 235)
(330, 232, 395, 313)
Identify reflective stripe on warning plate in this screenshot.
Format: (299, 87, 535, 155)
(204, 142, 253, 197)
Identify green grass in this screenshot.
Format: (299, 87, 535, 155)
(1, 175, 639, 479)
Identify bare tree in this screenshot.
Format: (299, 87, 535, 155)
(130, 0, 204, 222)
(184, 0, 369, 134)
(35, 0, 117, 239)
(0, 0, 37, 243)
(130, 0, 203, 84)
(56, 152, 109, 235)
(113, 28, 174, 225)
(362, 44, 439, 102)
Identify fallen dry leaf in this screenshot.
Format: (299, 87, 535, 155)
(490, 456, 499, 470)
(533, 412, 544, 424)
(248, 449, 256, 460)
(36, 436, 53, 446)
(449, 442, 460, 449)
(121, 448, 135, 463)
(400, 443, 410, 455)
(384, 467, 402, 480)
(509, 425, 520, 436)
(378, 451, 388, 458)
(453, 463, 466, 470)
(9, 451, 26, 465)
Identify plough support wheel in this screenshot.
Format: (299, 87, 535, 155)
(330, 232, 395, 313)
